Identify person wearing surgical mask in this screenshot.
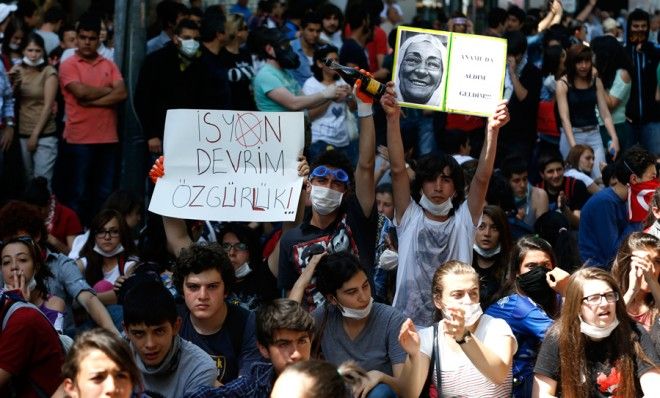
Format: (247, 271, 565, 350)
(1, 236, 66, 332)
(398, 260, 517, 398)
(533, 268, 660, 397)
(289, 252, 407, 398)
(485, 235, 568, 398)
(1, 20, 25, 67)
(75, 209, 138, 330)
(10, 33, 59, 188)
(219, 223, 278, 311)
(472, 205, 512, 308)
(385, 84, 510, 327)
(249, 26, 351, 112)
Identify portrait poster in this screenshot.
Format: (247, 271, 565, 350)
(392, 26, 507, 117)
(149, 109, 305, 222)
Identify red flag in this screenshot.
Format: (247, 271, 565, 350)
(628, 180, 660, 222)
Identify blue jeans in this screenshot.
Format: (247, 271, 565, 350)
(20, 135, 58, 189)
(367, 383, 397, 398)
(560, 127, 605, 180)
(60, 142, 118, 224)
(400, 108, 437, 156)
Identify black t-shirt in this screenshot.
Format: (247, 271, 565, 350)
(534, 322, 660, 397)
(177, 303, 259, 384)
(228, 262, 278, 311)
(277, 195, 377, 310)
(537, 176, 590, 211)
(339, 39, 369, 71)
(218, 47, 256, 111)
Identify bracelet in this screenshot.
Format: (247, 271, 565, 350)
(456, 330, 471, 345)
(357, 102, 373, 118)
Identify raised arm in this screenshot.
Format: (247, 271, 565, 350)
(397, 319, 431, 398)
(576, 0, 597, 22)
(467, 102, 509, 225)
(538, 0, 563, 32)
(381, 84, 410, 224)
(163, 216, 193, 257)
(353, 79, 376, 217)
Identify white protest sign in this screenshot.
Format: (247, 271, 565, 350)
(149, 109, 305, 222)
(444, 33, 507, 116)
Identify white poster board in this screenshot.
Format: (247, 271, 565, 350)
(149, 109, 305, 222)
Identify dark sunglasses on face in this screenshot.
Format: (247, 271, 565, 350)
(309, 165, 350, 183)
(222, 242, 248, 252)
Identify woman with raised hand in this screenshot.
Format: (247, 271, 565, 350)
(397, 260, 517, 398)
(533, 267, 660, 397)
(611, 232, 660, 332)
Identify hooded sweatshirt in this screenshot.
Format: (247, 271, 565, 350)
(133, 335, 217, 397)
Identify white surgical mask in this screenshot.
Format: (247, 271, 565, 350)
(9, 43, 19, 50)
(378, 249, 398, 270)
(310, 185, 343, 215)
(443, 301, 483, 327)
(340, 297, 373, 319)
(178, 38, 199, 57)
(22, 56, 44, 66)
(473, 244, 501, 259)
(4, 277, 37, 293)
(93, 243, 125, 258)
(579, 316, 619, 339)
(419, 193, 453, 216)
(234, 262, 252, 279)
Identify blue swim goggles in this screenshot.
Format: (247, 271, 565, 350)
(309, 165, 350, 183)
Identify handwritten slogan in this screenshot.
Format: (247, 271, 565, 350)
(444, 33, 507, 116)
(392, 27, 507, 116)
(149, 109, 305, 221)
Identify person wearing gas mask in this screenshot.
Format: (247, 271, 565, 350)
(485, 235, 569, 398)
(625, 8, 660, 156)
(249, 26, 349, 112)
(533, 268, 660, 397)
(383, 76, 510, 327)
(398, 260, 517, 398)
(276, 80, 379, 312)
(288, 252, 407, 398)
(135, 18, 206, 156)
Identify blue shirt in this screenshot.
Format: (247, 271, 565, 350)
(486, 294, 553, 386)
(579, 187, 640, 268)
(184, 362, 274, 398)
(289, 38, 313, 87)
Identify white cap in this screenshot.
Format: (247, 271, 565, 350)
(0, 3, 17, 24)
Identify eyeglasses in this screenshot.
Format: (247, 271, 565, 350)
(582, 291, 619, 305)
(309, 165, 349, 183)
(222, 242, 248, 252)
(96, 229, 120, 239)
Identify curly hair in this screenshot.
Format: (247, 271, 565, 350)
(0, 201, 48, 243)
(173, 242, 235, 295)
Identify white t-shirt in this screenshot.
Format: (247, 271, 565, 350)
(302, 77, 351, 147)
(393, 199, 478, 327)
(564, 168, 594, 188)
(79, 257, 137, 284)
(452, 154, 475, 165)
(419, 314, 517, 398)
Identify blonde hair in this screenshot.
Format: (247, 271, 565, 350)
(225, 13, 245, 41)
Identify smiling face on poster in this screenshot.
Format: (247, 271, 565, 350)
(393, 29, 449, 109)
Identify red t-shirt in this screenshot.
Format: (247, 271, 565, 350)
(59, 53, 123, 144)
(50, 202, 83, 244)
(0, 307, 65, 397)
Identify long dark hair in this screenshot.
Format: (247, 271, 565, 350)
(564, 44, 593, 84)
(473, 205, 512, 306)
(541, 44, 564, 79)
(1, 236, 53, 301)
(591, 35, 633, 90)
(21, 32, 48, 71)
(498, 235, 559, 317)
(80, 209, 137, 286)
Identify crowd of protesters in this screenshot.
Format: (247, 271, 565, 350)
(1, 0, 660, 397)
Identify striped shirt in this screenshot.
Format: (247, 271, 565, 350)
(419, 314, 517, 397)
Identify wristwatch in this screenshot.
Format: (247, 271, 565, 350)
(456, 330, 472, 345)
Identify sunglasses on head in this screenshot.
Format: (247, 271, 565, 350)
(0, 235, 35, 249)
(309, 165, 349, 183)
